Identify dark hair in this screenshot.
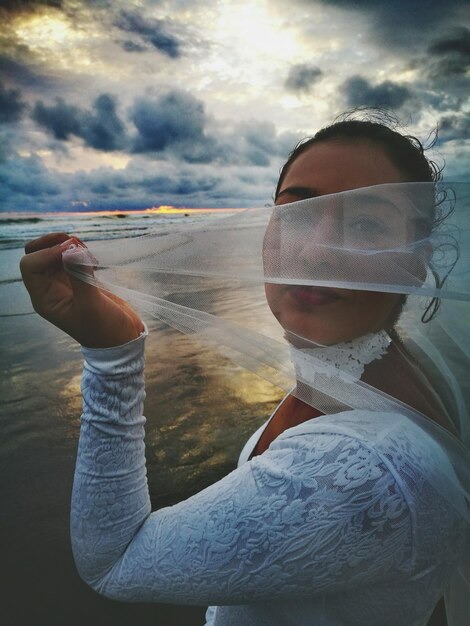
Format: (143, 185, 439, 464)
(275, 113, 442, 199)
(275, 111, 447, 322)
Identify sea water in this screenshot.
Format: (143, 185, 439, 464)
(0, 210, 211, 315)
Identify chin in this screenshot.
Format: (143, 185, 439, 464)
(277, 311, 354, 347)
(266, 284, 399, 346)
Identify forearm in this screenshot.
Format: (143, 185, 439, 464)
(71, 328, 151, 587)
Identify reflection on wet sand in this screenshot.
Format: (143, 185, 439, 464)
(142, 317, 283, 506)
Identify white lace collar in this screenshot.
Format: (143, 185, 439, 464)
(289, 330, 391, 384)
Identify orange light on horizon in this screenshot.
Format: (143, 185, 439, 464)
(143, 205, 241, 215)
(0, 205, 245, 218)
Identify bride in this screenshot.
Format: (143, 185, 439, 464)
(20, 116, 469, 625)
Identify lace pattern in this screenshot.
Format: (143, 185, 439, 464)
(289, 330, 390, 383)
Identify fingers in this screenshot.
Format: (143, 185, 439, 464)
(25, 232, 73, 254)
(20, 237, 90, 277)
(20, 240, 65, 278)
(24, 232, 87, 254)
(20, 235, 97, 301)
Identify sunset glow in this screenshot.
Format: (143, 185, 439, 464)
(15, 15, 83, 51)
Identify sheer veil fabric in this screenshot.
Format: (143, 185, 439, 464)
(62, 182, 470, 625)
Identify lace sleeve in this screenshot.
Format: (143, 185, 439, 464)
(71, 340, 412, 606)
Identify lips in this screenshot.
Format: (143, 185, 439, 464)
(287, 285, 342, 306)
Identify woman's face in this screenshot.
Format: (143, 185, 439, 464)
(265, 139, 407, 346)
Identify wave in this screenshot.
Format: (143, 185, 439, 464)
(0, 278, 23, 286)
(0, 217, 44, 224)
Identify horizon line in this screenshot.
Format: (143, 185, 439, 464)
(0, 206, 246, 218)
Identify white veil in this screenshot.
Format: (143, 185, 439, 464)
(62, 181, 469, 624)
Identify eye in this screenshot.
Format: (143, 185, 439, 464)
(348, 216, 387, 238)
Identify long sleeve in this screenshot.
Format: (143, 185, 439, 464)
(70, 332, 421, 609)
(71, 328, 151, 589)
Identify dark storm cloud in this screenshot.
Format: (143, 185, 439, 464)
(0, 152, 62, 211)
(32, 94, 126, 150)
(131, 90, 218, 162)
(115, 10, 181, 58)
(427, 27, 470, 79)
(312, 0, 468, 49)
(0, 0, 111, 16)
(131, 91, 299, 166)
(0, 82, 26, 123)
(129, 171, 220, 197)
(80, 94, 126, 151)
(32, 98, 81, 139)
(0, 86, 296, 211)
(439, 113, 470, 142)
(410, 27, 470, 110)
(429, 27, 470, 58)
(285, 64, 322, 93)
(0, 55, 60, 90)
(0, 0, 63, 14)
(26, 86, 295, 170)
(232, 120, 297, 166)
(342, 76, 412, 109)
(0, 147, 275, 212)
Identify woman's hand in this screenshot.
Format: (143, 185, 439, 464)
(20, 232, 145, 348)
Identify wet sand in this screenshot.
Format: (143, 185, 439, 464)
(0, 297, 283, 625)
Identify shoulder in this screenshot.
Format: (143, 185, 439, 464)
(268, 409, 453, 477)
(249, 411, 405, 501)
(254, 410, 464, 515)
(251, 409, 466, 543)
(244, 413, 416, 579)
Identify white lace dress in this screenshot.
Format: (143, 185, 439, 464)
(71, 329, 467, 626)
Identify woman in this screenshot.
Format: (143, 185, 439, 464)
(20, 117, 469, 625)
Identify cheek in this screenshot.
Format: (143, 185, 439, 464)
(349, 293, 403, 330)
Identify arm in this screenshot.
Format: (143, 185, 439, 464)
(71, 327, 151, 590)
(71, 333, 413, 605)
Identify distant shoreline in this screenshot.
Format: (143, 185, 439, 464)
(0, 207, 244, 219)
(0, 207, 241, 253)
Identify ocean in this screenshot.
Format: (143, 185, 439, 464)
(0, 211, 282, 626)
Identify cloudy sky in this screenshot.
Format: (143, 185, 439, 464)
(0, 0, 469, 212)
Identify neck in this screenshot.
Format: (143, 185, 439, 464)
(289, 330, 391, 385)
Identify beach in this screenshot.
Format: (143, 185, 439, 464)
(0, 214, 283, 625)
